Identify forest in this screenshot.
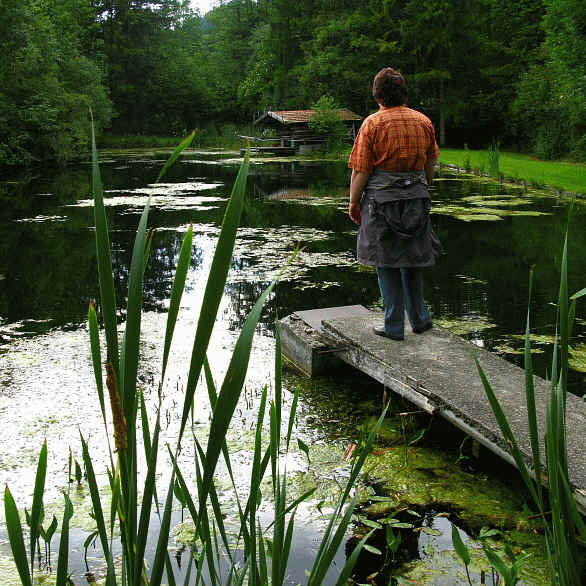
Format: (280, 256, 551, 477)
(0, 0, 584, 167)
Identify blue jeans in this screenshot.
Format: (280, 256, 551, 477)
(376, 267, 431, 338)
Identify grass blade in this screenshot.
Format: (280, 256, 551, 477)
(80, 432, 116, 585)
(168, 447, 198, 527)
(148, 471, 175, 586)
(568, 299, 576, 340)
(139, 390, 152, 461)
(194, 544, 207, 585)
(117, 196, 150, 576)
(482, 544, 511, 584)
(56, 492, 73, 585)
(269, 404, 282, 583)
(162, 224, 193, 381)
(474, 355, 541, 509)
(275, 319, 282, 431)
(165, 552, 178, 586)
(89, 302, 114, 471)
(309, 418, 386, 584)
(558, 232, 569, 412)
(258, 521, 268, 585)
(523, 269, 543, 508)
(286, 386, 299, 451)
(309, 494, 359, 585)
(134, 414, 161, 583)
(29, 440, 47, 580)
(90, 116, 119, 377)
(179, 150, 250, 443)
(155, 131, 196, 184)
(451, 523, 472, 586)
(88, 301, 105, 422)
(4, 486, 32, 586)
(570, 287, 586, 300)
(249, 386, 268, 586)
(309, 407, 387, 583)
(198, 275, 275, 522)
(558, 463, 586, 542)
(120, 197, 150, 416)
(142, 229, 153, 276)
(203, 355, 247, 542)
(192, 440, 235, 566)
(193, 444, 219, 586)
(333, 529, 375, 586)
(182, 543, 195, 586)
(451, 523, 470, 566)
(280, 504, 296, 583)
(108, 461, 121, 544)
(232, 559, 249, 586)
(265, 487, 316, 533)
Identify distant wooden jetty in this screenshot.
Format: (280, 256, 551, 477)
(280, 305, 586, 514)
(239, 138, 296, 156)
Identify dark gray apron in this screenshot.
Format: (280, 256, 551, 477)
(357, 169, 443, 268)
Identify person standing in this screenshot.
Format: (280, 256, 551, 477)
(348, 67, 442, 340)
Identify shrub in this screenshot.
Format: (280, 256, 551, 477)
(308, 95, 347, 151)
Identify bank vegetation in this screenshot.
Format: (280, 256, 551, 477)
(0, 1, 584, 168)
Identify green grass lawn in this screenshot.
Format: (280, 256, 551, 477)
(439, 148, 586, 194)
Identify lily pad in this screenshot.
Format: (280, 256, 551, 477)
(511, 333, 557, 345)
(435, 316, 497, 335)
(493, 343, 544, 356)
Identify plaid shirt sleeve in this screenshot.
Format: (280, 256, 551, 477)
(425, 121, 440, 161)
(348, 120, 374, 174)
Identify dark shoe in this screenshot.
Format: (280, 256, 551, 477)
(413, 322, 433, 334)
(373, 325, 404, 340)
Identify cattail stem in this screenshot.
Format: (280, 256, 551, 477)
(106, 360, 127, 451)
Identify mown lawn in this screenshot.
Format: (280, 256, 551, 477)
(439, 148, 586, 194)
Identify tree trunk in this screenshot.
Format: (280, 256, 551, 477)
(439, 79, 446, 146)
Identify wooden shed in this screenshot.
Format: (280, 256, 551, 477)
(245, 109, 362, 154)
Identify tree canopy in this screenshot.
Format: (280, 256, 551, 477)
(1, 0, 584, 166)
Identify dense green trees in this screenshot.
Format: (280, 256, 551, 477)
(1, 0, 584, 166)
(0, 0, 111, 165)
(513, 0, 586, 159)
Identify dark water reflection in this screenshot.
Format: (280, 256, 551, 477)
(0, 149, 582, 583)
(1, 150, 584, 393)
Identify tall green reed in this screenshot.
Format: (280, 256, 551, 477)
(474, 200, 586, 585)
(487, 140, 501, 179)
(4, 124, 379, 584)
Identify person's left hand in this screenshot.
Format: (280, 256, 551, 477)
(349, 201, 361, 225)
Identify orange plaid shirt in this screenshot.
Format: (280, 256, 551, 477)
(348, 105, 439, 174)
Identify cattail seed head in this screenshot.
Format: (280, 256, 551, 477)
(105, 360, 127, 451)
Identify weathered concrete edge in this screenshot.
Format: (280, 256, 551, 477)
(321, 319, 586, 515)
(280, 313, 345, 376)
(322, 324, 437, 414)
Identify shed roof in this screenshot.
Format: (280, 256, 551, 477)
(254, 109, 362, 126)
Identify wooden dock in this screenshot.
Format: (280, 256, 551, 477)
(280, 305, 586, 514)
(239, 145, 295, 156)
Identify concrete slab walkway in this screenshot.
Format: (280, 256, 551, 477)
(280, 305, 586, 514)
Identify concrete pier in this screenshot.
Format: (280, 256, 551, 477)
(280, 305, 586, 514)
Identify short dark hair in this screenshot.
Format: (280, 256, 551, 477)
(372, 68, 408, 107)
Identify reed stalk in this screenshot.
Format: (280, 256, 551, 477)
(475, 199, 586, 584)
(3, 124, 378, 584)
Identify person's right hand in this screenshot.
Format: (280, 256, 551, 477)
(349, 201, 361, 225)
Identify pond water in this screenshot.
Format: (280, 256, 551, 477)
(0, 149, 584, 584)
